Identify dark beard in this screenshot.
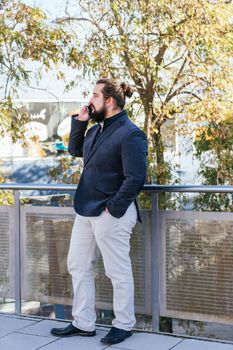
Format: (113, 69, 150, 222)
(89, 105, 107, 123)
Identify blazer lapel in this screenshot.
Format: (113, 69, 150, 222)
(84, 114, 127, 166)
(83, 124, 100, 160)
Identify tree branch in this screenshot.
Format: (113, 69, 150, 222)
(164, 56, 188, 103)
(179, 91, 202, 101)
(154, 44, 168, 66)
(163, 55, 185, 69)
(56, 16, 93, 24)
(166, 81, 196, 101)
(21, 84, 60, 100)
(109, 3, 144, 90)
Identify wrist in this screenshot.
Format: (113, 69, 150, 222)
(72, 114, 89, 122)
(71, 113, 79, 120)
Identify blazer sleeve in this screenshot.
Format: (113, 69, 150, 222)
(106, 128, 148, 217)
(68, 117, 88, 157)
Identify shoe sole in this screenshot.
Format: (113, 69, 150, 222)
(51, 332, 96, 337)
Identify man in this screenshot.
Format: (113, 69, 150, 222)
(51, 78, 148, 345)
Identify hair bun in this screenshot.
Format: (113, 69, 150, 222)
(120, 82, 133, 98)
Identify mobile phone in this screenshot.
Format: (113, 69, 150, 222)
(86, 104, 92, 117)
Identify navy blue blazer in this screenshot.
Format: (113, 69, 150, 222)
(68, 110, 148, 221)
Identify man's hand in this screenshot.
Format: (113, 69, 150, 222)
(70, 106, 90, 121)
(79, 106, 90, 121)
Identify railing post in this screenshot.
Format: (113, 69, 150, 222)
(13, 190, 21, 314)
(151, 192, 160, 332)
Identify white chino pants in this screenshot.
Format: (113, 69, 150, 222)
(67, 202, 137, 332)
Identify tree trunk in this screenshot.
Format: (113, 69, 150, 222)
(153, 127, 166, 185)
(143, 103, 166, 184)
(143, 102, 153, 141)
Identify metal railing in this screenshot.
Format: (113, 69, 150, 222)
(0, 183, 233, 332)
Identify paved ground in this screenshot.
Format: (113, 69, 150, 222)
(0, 314, 233, 350)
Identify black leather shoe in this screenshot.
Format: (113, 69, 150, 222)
(50, 323, 96, 337)
(100, 327, 133, 344)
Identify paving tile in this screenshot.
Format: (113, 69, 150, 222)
(0, 332, 54, 350)
(1, 315, 233, 350)
(17, 319, 69, 337)
(0, 315, 38, 337)
(172, 339, 233, 350)
(110, 332, 183, 350)
(43, 329, 109, 350)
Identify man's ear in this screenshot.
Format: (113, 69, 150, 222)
(106, 96, 114, 108)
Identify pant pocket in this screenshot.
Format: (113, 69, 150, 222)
(130, 203, 137, 229)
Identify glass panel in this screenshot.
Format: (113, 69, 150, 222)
(0, 203, 15, 313)
(160, 206, 233, 324)
(20, 205, 74, 318)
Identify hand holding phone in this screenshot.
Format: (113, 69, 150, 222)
(77, 105, 90, 121)
(70, 105, 91, 121)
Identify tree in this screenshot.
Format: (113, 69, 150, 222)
(58, 0, 233, 184)
(194, 117, 233, 211)
(0, 0, 73, 204)
(0, 0, 72, 141)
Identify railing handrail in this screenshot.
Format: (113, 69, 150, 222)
(0, 183, 233, 193)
